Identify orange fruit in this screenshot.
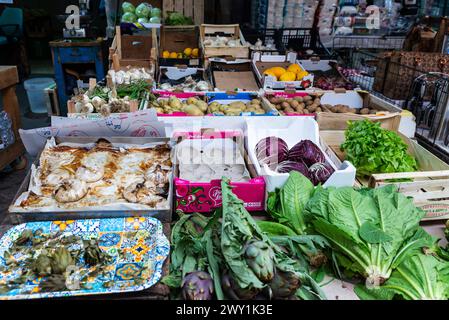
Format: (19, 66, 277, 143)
(296, 70, 309, 80)
(287, 63, 302, 74)
(162, 51, 170, 58)
(264, 69, 278, 80)
(270, 67, 287, 79)
(192, 48, 199, 57)
(169, 52, 178, 59)
(280, 71, 297, 82)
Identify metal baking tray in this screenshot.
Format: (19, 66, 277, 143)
(8, 137, 174, 224)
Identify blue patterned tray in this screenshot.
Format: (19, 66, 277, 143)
(0, 217, 170, 300)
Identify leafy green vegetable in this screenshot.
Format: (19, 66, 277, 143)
(355, 254, 449, 300)
(305, 185, 426, 284)
(257, 221, 297, 236)
(267, 171, 315, 235)
(165, 11, 194, 25)
(340, 120, 418, 178)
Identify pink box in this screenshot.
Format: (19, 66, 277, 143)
(152, 91, 207, 117)
(173, 130, 266, 213)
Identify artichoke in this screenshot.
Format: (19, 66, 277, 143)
(244, 240, 275, 283)
(50, 247, 74, 274)
(15, 229, 33, 246)
(308, 252, 328, 268)
(221, 273, 260, 300)
(39, 274, 67, 292)
(32, 253, 52, 276)
(269, 269, 301, 299)
(181, 271, 214, 300)
(83, 240, 106, 266)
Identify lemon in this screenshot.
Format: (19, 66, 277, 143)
(280, 71, 297, 82)
(287, 63, 302, 74)
(296, 70, 309, 80)
(192, 48, 199, 57)
(169, 52, 178, 59)
(184, 48, 193, 57)
(162, 51, 170, 59)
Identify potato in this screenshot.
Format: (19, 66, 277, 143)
(187, 97, 199, 105)
(251, 99, 261, 105)
(269, 97, 279, 104)
(195, 100, 208, 112)
(303, 109, 311, 114)
(229, 101, 246, 110)
(316, 107, 322, 112)
(303, 95, 313, 102)
(155, 107, 165, 114)
(281, 102, 290, 109)
(308, 105, 318, 113)
(313, 98, 321, 105)
(290, 100, 300, 108)
(275, 104, 282, 110)
(254, 109, 265, 115)
(306, 100, 314, 106)
(184, 104, 204, 116)
(360, 108, 370, 115)
(293, 96, 304, 103)
(284, 106, 295, 113)
(298, 102, 305, 109)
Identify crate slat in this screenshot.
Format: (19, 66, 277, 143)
(174, 0, 184, 13)
(193, 0, 204, 25)
(183, 0, 193, 20)
(163, 0, 174, 13)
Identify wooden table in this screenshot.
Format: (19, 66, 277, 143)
(0, 66, 25, 172)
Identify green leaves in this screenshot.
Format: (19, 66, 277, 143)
(359, 222, 393, 244)
(305, 185, 426, 283)
(355, 254, 449, 300)
(267, 172, 315, 235)
(340, 120, 418, 178)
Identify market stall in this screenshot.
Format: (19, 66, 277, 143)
(1, 0, 449, 303)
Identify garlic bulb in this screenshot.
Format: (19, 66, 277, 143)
(80, 103, 94, 114)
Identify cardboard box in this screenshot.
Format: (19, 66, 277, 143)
(245, 117, 356, 192)
(208, 57, 260, 91)
(157, 66, 212, 92)
(173, 130, 265, 213)
(252, 52, 314, 90)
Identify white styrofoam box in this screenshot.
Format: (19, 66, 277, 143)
(299, 59, 336, 72)
(320, 91, 364, 108)
(245, 117, 356, 192)
(252, 52, 315, 90)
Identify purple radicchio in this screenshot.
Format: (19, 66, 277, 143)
(288, 140, 325, 166)
(276, 161, 311, 181)
(255, 136, 289, 170)
(309, 162, 335, 186)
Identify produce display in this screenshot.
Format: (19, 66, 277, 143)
(161, 48, 199, 60)
(263, 63, 310, 82)
(255, 137, 335, 186)
(162, 178, 326, 300)
(207, 98, 268, 116)
(341, 120, 418, 178)
(107, 68, 154, 85)
(203, 36, 243, 48)
(150, 96, 207, 115)
(121, 2, 161, 24)
(267, 94, 322, 115)
(71, 80, 152, 116)
(10, 138, 172, 212)
(164, 11, 194, 26)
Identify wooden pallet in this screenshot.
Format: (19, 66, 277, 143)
(0, 66, 25, 172)
(163, 0, 204, 24)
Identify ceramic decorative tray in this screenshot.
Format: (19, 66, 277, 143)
(0, 217, 170, 300)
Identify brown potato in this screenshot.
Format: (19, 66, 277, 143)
(275, 104, 282, 110)
(313, 98, 321, 105)
(306, 100, 314, 106)
(303, 109, 311, 114)
(360, 108, 370, 115)
(289, 100, 299, 108)
(308, 105, 318, 113)
(293, 96, 304, 103)
(284, 106, 295, 113)
(303, 95, 313, 102)
(269, 97, 279, 104)
(281, 102, 291, 109)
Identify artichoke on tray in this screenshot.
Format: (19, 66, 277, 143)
(221, 273, 260, 300)
(50, 247, 74, 274)
(269, 269, 301, 299)
(181, 271, 214, 300)
(32, 253, 53, 276)
(83, 240, 107, 266)
(244, 240, 276, 283)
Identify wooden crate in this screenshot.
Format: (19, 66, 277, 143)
(0, 66, 25, 171)
(320, 130, 449, 221)
(159, 25, 202, 67)
(163, 0, 204, 24)
(200, 24, 250, 59)
(109, 26, 158, 71)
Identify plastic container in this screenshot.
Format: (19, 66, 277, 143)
(24, 78, 55, 114)
(245, 117, 356, 192)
